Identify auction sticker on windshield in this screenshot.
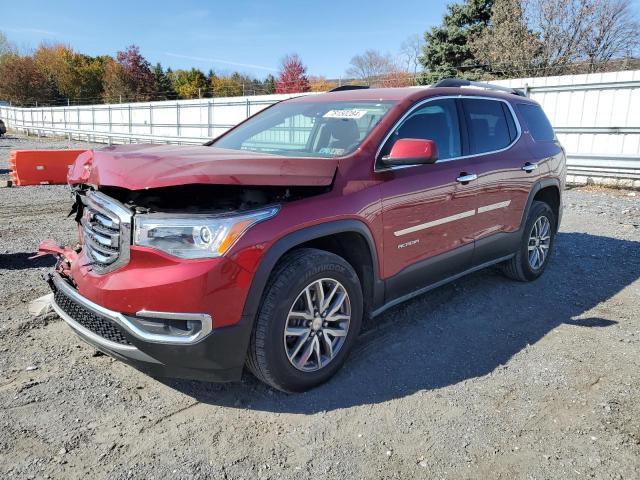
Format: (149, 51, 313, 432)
(323, 109, 368, 119)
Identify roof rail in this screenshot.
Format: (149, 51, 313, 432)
(329, 85, 370, 92)
(433, 78, 526, 97)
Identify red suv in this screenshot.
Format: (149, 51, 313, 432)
(43, 80, 565, 392)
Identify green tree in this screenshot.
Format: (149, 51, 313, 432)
(152, 63, 176, 99)
(73, 55, 108, 102)
(419, 0, 494, 83)
(263, 74, 276, 94)
(229, 72, 260, 95)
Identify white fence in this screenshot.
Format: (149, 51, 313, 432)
(0, 93, 308, 145)
(493, 70, 640, 188)
(1, 71, 639, 188)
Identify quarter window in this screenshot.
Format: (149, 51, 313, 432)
(517, 103, 555, 142)
(380, 98, 461, 160)
(462, 99, 515, 155)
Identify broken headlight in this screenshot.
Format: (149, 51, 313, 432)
(133, 207, 279, 259)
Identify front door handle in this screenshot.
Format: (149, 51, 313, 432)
(456, 173, 477, 183)
(522, 162, 538, 173)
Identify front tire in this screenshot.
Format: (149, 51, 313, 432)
(246, 248, 363, 392)
(501, 200, 556, 281)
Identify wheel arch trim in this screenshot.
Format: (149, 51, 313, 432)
(520, 178, 562, 232)
(240, 219, 383, 322)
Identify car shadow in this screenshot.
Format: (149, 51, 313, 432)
(162, 232, 639, 413)
(0, 252, 56, 270)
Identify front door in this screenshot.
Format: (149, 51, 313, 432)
(377, 98, 478, 301)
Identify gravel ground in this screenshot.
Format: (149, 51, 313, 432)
(0, 133, 639, 480)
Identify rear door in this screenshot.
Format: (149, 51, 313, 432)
(378, 98, 478, 301)
(458, 97, 538, 264)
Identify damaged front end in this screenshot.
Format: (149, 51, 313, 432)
(37, 178, 331, 382)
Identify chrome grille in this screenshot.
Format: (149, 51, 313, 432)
(81, 191, 132, 273)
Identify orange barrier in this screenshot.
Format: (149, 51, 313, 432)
(9, 149, 87, 186)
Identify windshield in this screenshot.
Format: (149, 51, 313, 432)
(211, 100, 396, 158)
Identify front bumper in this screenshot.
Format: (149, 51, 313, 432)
(49, 272, 253, 382)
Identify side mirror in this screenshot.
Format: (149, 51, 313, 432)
(381, 138, 438, 166)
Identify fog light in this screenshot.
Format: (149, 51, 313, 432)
(130, 317, 201, 337)
(126, 310, 213, 343)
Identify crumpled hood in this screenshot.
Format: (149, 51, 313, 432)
(68, 144, 339, 190)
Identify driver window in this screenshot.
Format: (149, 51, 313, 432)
(381, 98, 461, 160)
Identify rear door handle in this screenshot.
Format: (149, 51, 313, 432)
(456, 173, 477, 183)
(522, 162, 538, 173)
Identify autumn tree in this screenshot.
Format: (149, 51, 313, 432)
(309, 76, 338, 92)
(275, 54, 310, 93)
(103, 45, 154, 102)
(346, 50, 397, 85)
(209, 73, 242, 97)
(32, 44, 105, 102)
(379, 69, 415, 87)
(33, 44, 69, 101)
(0, 54, 54, 105)
(102, 58, 131, 102)
(169, 68, 208, 98)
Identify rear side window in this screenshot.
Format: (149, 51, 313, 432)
(381, 98, 461, 160)
(462, 99, 515, 155)
(517, 104, 555, 142)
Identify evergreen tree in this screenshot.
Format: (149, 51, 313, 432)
(263, 74, 276, 94)
(152, 63, 176, 99)
(419, 0, 494, 83)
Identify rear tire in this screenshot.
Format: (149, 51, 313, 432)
(501, 200, 556, 281)
(246, 248, 363, 392)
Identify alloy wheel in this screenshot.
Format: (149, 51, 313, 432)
(283, 278, 351, 372)
(528, 215, 551, 270)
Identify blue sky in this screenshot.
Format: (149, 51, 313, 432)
(1, 0, 449, 79)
